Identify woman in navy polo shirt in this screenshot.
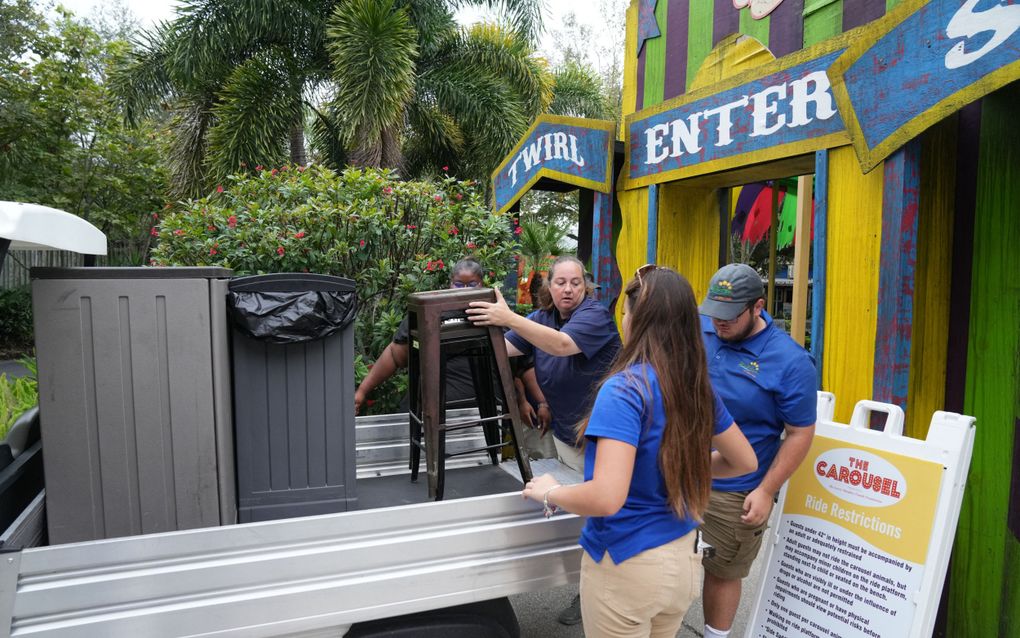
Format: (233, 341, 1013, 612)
(467, 255, 621, 473)
(520, 267, 756, 638)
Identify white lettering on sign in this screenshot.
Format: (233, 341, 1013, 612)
(507, 133, 586, 186)
(642, 71, 837, 165)
(945, 0, 1020, 70)
(733, 0, 785, 21)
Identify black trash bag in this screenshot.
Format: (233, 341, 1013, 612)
(228, 289, 358, 344)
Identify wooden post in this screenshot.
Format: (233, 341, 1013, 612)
(791, 175, 813, 345)
(767, 184, 778, 316)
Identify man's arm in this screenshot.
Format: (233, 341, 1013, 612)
(740, 423, 815, 525)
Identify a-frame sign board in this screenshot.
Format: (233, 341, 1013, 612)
(748, 394, 975, 638)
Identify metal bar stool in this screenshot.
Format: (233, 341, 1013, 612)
(406, 288, 532, 500)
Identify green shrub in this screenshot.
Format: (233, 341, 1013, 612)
(0, 287, 34, 359)
(0, 358, 37, 440)
(153, 165, 517, 414)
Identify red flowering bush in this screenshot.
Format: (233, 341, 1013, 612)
(151, 165, 516, 413)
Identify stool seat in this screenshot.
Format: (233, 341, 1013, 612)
(406, 288, 532, 500)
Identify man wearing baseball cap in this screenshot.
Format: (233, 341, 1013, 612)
(698, 263, 817, 638)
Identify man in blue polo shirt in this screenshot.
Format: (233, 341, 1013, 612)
(697, 263, 817, 638)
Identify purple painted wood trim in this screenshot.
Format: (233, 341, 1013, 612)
(664, 0, 690, 100)
(842, 0, 885, 32)
(593, 191, 615, 308)
(636, 36, 647, 112)
(1010, 418, 1020, 541)
(873, 139, 921, 410)
(944, 103, 981, 413)
(768, 0, 804, 58)
(713, 0, 739, 45)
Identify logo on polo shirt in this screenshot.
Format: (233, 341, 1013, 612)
(739, 360, 760, 378)
(709, 279, 734, 300)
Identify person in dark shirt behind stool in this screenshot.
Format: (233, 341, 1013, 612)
(354, 257, 489, 414)
(466, 254, 622, 625)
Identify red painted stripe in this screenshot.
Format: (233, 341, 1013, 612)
(664, 0, 690, 100)
(767, 0, 804, 58)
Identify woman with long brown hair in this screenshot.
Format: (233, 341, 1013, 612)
(522, 266, 757, 638)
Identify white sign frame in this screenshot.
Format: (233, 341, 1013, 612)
(747, 393, 976, 638)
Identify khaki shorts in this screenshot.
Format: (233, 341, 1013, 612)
(580, 530, 702, 638)
(700, 490, 769, 580)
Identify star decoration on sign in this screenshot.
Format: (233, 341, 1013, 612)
(636, 0, 661, 57)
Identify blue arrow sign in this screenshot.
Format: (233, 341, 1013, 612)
(491, 116, 615, 215)
(829, 0, 1020, 173)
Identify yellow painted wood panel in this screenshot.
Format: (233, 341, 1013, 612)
(906, 118, 955, 439)
(688, 34, 775, 92)
(614, 186, 651, 326)
(622, 0, 639, 122)
(657, 183, 719, 303)
(823, 146, 884, 423)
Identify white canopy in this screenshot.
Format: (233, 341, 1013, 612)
(0, 201, 107, 255)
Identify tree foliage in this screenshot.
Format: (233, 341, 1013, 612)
(111, 0, 607, 195)
(0, 1, 167, 251)
(152, 165, 518, 413)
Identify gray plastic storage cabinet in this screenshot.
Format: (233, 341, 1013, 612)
(31, 267, 236, 544)
(227, 273, 358, 522)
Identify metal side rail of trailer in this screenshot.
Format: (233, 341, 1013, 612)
(0, 493, 582, 637)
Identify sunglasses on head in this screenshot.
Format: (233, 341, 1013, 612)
(635, 263, 662, 283)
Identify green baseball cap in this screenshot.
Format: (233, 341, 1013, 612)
(699, 263, 764, 321)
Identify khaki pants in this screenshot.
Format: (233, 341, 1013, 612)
(579, 530, 702, 638)
(519, 425, 557, 460)
(553, 436, 585, 473)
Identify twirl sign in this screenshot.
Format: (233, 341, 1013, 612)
(829, 0, 1020, 173)
(491, 116, 615, 215)
(623, 37, 853, 189)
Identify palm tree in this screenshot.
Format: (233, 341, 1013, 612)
(111, 0, 573, 197)
(517, 219, 569, 300)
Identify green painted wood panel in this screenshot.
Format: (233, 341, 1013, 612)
(950, 82, 1020, 637)
(738, 4, 770, 47)
(687, 0, 714, 89)
(802, 0, 842, 46)
(642, 0, 670, 107)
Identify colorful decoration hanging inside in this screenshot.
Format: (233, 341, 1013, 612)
(730, 179, 812, 248)
(636, 0, 661, 56)
(733, 0, 786, 20)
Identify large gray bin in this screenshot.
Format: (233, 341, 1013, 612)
(31, 267, 236, 544)
(228, 273, 358, 522)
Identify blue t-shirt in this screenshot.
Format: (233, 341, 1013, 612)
(579, 364, 734, 565)
(506, 296, 621, 444)
(701, 311, 817, 492)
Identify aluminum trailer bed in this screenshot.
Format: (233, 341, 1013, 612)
(0, 411, 581, 637)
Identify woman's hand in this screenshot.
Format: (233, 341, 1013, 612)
(522, 473, 561, 504)
(466, 287, 518, 328)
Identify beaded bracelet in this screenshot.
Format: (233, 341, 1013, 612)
(543, 485, 562, 518)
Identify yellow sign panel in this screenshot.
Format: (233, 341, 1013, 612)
(783, 435, 943, 564)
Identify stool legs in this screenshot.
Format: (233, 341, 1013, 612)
(417, 317, 444, 499)
(487, 328, 533, 483)
(468, 349, 500, 465)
